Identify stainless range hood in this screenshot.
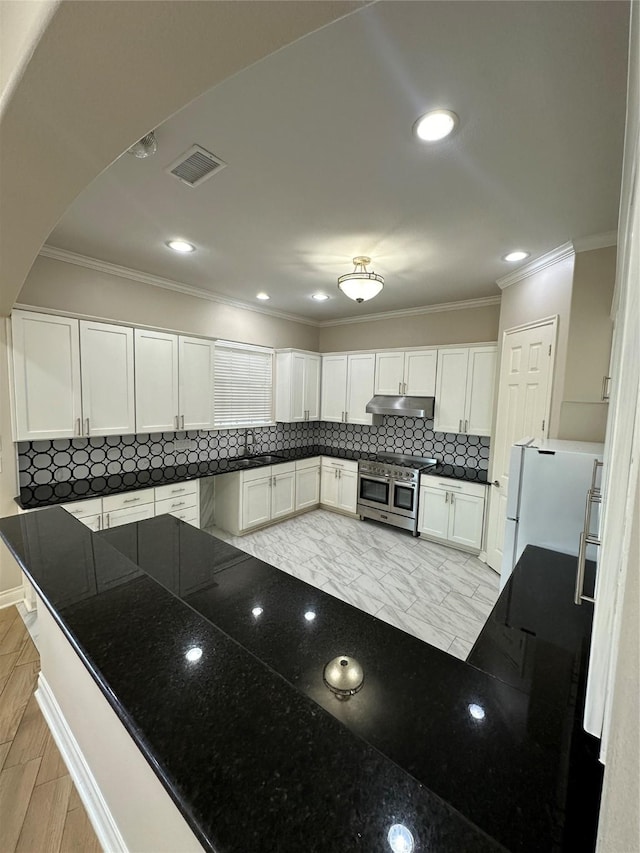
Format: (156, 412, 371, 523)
(365, 395, 435, 418)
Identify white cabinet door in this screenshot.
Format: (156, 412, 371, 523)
(434, 349, 468, 433)
(374, 352, 405, 395)
(320, 465, 339, 507)
(404, 351, 437, 396)
(321, 356, 348, 422)
(304, 355, 321, 421)
(447, 491, 485, 550)
(271, 469, 296, 519)
(337, 469, 358, 514)
(104, 503, 155, 529)
(464, 346, 497, 437)
(418, 486, 449, 539)
(295, 466, 320, 510)
(135, 330, 180, 432)
(242, 477, 271, 529)
(179, 335, 215, 430)
(79, 513, 103, 532)
(80, 321, 135, 437)
(290, 352, 306, 422)
(12, 310, 82, 440)
(346, 353, 375, 425)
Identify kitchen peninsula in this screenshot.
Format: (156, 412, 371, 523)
(0, 508, 602, 853)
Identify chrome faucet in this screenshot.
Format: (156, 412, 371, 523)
(242, 430, 254, 457)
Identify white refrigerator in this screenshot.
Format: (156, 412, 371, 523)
(501, 438, 604, 588)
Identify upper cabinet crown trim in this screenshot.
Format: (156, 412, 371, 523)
(316, 296, 502, 327)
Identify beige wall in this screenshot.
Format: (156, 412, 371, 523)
(497, 253, 575, 437)
(18, 256, 319, 351)
(319, 303, 500, 352)
(0, 0, 57, 113)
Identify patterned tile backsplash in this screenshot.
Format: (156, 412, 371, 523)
(17, 418, 490, 490)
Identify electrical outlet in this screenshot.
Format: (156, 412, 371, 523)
(173, 439, 196, 451)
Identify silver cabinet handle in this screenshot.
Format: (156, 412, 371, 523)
(450, 493, 454, 503)
(85, 418, 90, 435)
(105, 513, 110, 528)
(602, 375, 611, 401)
(445, 492, 449, 503)
(174, 415, 179, 429)
(123, 497, 140, 504)
(171, 488, 186, 494)
(398, 382, 402, 394)
(344, 411, 348, 422)
(438, 482, 461, 489)
(464, 419, 468, 432)
(492, 480, 500, 487)
(97, 515, 102, 531)
(171, 501, 185, 509)
(181, 414, 185, 429)
(76, 418, 81, 436)
(403, 382, 407, 394)
(459, 419, 462, 432)
(334, 469, 338, 479)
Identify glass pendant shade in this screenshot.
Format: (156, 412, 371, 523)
(338, 257, 384, 303)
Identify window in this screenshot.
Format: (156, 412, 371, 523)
(214, 342, 273, 428)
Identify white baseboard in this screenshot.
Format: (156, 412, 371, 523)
(35, 674, 128, 853)
(0, 584, 24, 610)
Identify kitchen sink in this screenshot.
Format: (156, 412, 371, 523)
(233, 454, 285, 467)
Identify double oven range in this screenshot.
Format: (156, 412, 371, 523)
(357, 453, 437, 536)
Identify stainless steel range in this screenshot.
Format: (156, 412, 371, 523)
(357, 453, 437, 535)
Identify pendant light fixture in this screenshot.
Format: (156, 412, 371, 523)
(338, 256, 384, 303)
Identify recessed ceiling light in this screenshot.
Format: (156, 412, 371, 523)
(311, 293, 330, 301)
(166, 239, 195, 253)
(414, 109, 458, 142)
(256, 292, 270, 301)
(503, 250, 530, 262)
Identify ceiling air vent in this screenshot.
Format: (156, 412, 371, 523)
(166, 145, 227, 187)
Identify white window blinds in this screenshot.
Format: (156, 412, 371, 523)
(214, 342, 273, 428)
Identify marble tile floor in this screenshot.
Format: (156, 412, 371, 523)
(205, 509, 501, 659)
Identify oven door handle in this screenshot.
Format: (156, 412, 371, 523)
(359, 474, 392, 484)
(392, 481, 417, 491)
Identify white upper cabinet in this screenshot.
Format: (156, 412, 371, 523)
(320, 355, 348, 422)
(80, 321, 135, 436)
(179, 336, 215, 430)
(321, 353, 375, 425)
(135, 330, 180, 432)
(434, 346, 497, 436)
(374, 350, 436, 396)
(12, 310, 82, 441)
(275, 351, 321, 422)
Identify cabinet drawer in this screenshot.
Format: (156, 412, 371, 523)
(154, 480, 198, 501)
(170, 510, 199, 527)
(272, 461, 295, 476)
(295, 456, 321, 471)
(102, 488, 155, 511)
(420, 476, 487, 499)
(155, 494, 198, 515)
(242, 466, 272, 483)
(61, 498, 103, 518)
(321, 456, 358, 474)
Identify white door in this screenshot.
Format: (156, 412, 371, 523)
(374, 352, 405, 395)
(12, 310, 82, 440)
(337, 469, 358, 514)
(448, 492, 485, 550)
(242, 477, 271, 529)
(304, 355, 321, 421)
(271, 469, 296, 519)
(464, 346, 497, 436)
(418, 486, 449, 539)
(485, 320, 556, 571)
(404, 351, 437, 396)
(320, 466, 339, 507)
(135, 330, 180, 432)
(179, 336, 215, 430)
(295, 467, 320, 510)
(346, 353, 375, 425)
(80, 321, 135, 436)
(104, 503, 155, 529)
(321, 356, 347, 421)
(434, 349, 468, 433)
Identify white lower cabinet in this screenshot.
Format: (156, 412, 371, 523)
(242, 476, 272, 529)
(418, 477, 487, 552)
(320, 457, 358, 515)
(106, 504, 155, 529)
(215, 461, 299, 535)
(295, 458, 321, 511)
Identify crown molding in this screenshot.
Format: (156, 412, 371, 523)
(572, 231, 618, 253)
(38, 245, 318, 327)
(496, 241, 576, 290)
(316, 295, 501, 327)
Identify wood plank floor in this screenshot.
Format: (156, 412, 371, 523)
(0, 605, 102, 853)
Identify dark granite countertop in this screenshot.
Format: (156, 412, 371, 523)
(16, 444, 486, 509)
(0, 508, 601, 852)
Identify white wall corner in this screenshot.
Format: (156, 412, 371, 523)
(496, 242, 576, 290)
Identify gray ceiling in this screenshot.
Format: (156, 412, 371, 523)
(47, 1, 629, 323)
